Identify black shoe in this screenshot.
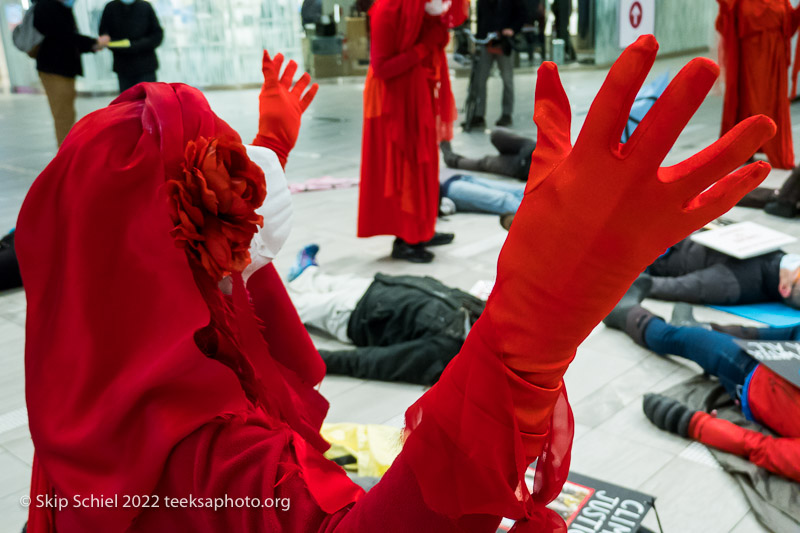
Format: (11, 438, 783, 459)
(462, 116, 486, 131)
(440, 141, 462, 168)
(642, 394, 695, 438)
(391, 239, 434, 263)
(602, 275, 654, 346)
(764, 200, 799, 218)
(421, 232, 454, 247)
(495, 115, 512, 127)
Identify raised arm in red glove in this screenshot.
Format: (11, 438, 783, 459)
(401, 35, 776, 531)
(252, 50, 319, 169)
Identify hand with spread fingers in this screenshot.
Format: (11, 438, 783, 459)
(253, 50, 319, 169)
(482, 35, 776, 381)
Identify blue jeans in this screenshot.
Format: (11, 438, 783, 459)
(443, 175, 524, 215)
(644, 318, 757, 400)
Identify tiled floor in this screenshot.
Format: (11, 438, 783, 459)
(1, 50, 799, 532)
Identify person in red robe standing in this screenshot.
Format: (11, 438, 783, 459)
(17, 37, 776, 532)
(357, 0, 467, 263)
(717, 0, 800, 170)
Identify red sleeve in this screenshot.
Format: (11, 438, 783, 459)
(247, 264, 326, 386)
(368, 12, 427, 80)
(790, 1, 800, 34)
(135, 413, 500, 533)
(690, 412, 800, 483)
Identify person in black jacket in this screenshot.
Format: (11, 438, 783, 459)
(640, 236, 800, 309)
(33, 0, 108, 146)
(285, 245, 484, 385)
(441, 128, 535, 180)
(466, 0, 526, 129)
(99, 0, 163, 93)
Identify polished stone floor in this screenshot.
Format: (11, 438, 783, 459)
(1, 51, 799, 532)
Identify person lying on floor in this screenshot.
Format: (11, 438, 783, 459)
(438, 74, 667, 184)
(285, 245, 484, 385)
(640, 235, 800, 309)
(440, 174, 522, 229)
(16, 35, 779, 532)
(440, 128, 535, 181)
(737, 158, 800, 219)
(603, 279, 800, 482)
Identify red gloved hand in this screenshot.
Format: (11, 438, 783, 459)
(252, 50, 319, 169)
(484, 35, 775, 384)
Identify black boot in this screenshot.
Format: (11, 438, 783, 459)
(603, 275, 652, 328)
(642, 393, 696, 438)
(421, 232, 455, 247)
(603, 275, 655, 346)
(440, 141, 462, 169)
(764, 200, 799, 219)
(391, 238, 434, 263)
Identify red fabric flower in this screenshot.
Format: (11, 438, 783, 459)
(166, 136, 266, 281)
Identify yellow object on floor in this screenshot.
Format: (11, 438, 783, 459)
(321, 423, 402, 478)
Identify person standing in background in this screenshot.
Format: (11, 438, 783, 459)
(717, 0, 800, 169)
(357, 0, 467, 263)
(99, 0, 163, 93)
(468, 0, 526, 129)
(551, 0, 576, 61)
(33, 0, 108, 146)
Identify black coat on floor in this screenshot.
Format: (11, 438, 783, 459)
(320, 274, 485, 385)
(33, 0, 97, 77)
(99, 0, 163, 76)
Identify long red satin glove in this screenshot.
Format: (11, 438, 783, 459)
(252, 50, 319, 169)
(690, 412, 800, 483)
(401, 35, 776, 531)
(488, 35, 774, 387)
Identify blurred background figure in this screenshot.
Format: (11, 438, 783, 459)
(716, 0, 800, 169)
(33, 0, 108, 146)
(551, 0, 576, 61)
(521, 0, 545, 65)
(99, 0, 163, 93)
(468, 0, 526, 129)
(301, 0, 323, 26)
(357, 0, 466, 263)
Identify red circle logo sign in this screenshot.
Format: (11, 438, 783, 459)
(630, 1, 643, 28)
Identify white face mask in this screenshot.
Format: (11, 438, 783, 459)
(424, 0, 452, 16)
(219, 145, 293, 293)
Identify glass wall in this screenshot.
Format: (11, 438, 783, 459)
(0, 0, 303, 93)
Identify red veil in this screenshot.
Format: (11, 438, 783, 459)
(18, 83, 359, 532)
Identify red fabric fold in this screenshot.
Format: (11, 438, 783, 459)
(357, 0, 464, 243)
(716, 0, 795, 169)
(402, 320, 571, 531)
(17, 83, 346, 532)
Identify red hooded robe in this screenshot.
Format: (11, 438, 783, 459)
(357, 0, 466, 244)
(18, 81, 543, 533)
(717, 0, 800, 169)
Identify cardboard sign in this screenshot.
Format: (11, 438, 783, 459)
(690, 221, 796, 260)
(735, 340, 800, 389)
(497, 470, 655, 532)
(619, 0, 655, 48)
